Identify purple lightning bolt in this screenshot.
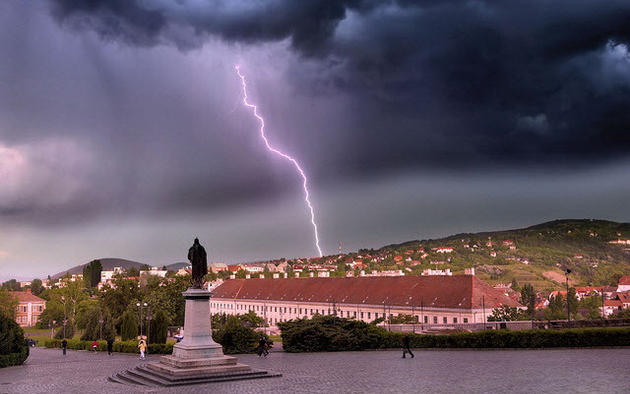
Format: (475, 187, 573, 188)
(235, 65, 323, 258)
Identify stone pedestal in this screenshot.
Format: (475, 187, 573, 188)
(114, 287, 280, 386)
(171, 288, 224, 359)
(151, 288, 253, 377)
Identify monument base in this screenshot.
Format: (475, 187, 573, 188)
(109, 287, 280, 386)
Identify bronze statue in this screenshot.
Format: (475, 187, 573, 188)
(188, 238, 208, 288)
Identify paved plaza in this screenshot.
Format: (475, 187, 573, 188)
(1, 346, 629, 394)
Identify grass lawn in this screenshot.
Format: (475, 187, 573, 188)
(23, 327, 55, 346)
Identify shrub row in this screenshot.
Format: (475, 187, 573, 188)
(279, 315, 630, 352)
(43, 339, 174, 354)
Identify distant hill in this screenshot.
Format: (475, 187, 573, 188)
(51, 258, 189, 279)
(49, 219, 629, 291)
(371, 219, 630, 290)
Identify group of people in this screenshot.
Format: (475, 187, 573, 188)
(60, 337, 144, 358)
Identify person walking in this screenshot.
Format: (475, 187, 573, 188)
(106, 338, 114, 356)
(138, 339, 147, 360)
(61, 339, 67, 355)
(91, 340, 98, 353)
(402, 333, 414, 358)
(257, 336, 269, 357)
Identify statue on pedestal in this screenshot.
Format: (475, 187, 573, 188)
(188, 238, 207, 288)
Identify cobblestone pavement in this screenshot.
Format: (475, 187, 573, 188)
(1, 347, 628, 394)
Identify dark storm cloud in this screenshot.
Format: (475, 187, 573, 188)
(46, 0, 630, 172)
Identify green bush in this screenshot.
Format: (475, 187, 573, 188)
(213, 316, 259, 354)
(0, 314, 30, 368)
(43, 338, 174, 354)
(279, 316, 630, 352)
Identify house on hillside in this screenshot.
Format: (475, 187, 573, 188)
(11, 290, 46, 327)
(617, 276, 630, 292)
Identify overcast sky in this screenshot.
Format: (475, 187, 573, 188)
(1, 0, 630, 281)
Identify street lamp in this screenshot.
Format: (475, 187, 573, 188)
(565, 269, 571, 326)
(146, 307, 152, 344)
(61, 296, 67, 338)
(136, 302, 148, 337)
(98, 310, 104, 340)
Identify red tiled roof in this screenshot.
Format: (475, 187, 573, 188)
(211, 275, 522, 310)
(10, 291, 45, 303)
(618, 276, 630, 285)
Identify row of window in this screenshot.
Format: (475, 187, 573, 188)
(16, 316, 38, 323)
(211, 302, 469, 324)
(14, 305, 44, 313)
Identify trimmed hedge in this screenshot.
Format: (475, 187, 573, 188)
(0, 314, 30, 368)
(279, 315, 630, 352)
(44, 339, 175, 354)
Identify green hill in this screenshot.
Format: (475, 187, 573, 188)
(367, 219, 630, 291)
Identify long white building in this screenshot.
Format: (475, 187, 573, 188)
(210, 275, 523, 329)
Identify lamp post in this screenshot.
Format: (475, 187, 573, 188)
(98, 310, 104, 340)
(565, 269, 571, 326)
(61, 296, 67, 338)
(410, 297, 415, 333)
(420, 300, 424, 331)
(136, 302, 148, 337)
(146, 307, 152, 344)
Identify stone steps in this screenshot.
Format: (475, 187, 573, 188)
(109, 363, 281, 387)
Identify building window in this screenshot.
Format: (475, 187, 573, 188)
(433, 316, 438, 324)
(463, 318, 469, 323)
(375, 313, 379, 319)
(368, 312, 371, 319)
(443, 317, 448, 324)
(453, 317, 458, 324)
(424, 316, 428, 324)
(360, 312, 364, 319)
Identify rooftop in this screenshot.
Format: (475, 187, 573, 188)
(211, 275, 522, 310)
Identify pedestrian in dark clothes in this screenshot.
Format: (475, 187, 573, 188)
(61, 339, 67, 355)
(257, 336, 269, 357)
(106, 338, 114, 356)
(402, 334, 414, 358)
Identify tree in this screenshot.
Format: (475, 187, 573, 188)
(213, 316, 259, 354)
(83, 260, 102, 288)
(120, 310, 138, 341)
(520, 284, 536, 316)
(544, 294, 566, 320)
(579, 293, 603, 319)
(0, 288, 18, 319)
(100, 278, 140, 330)
(29, 279, 43, 296)
(79, 304, 115, 341)
(0, 314, 29, 367)
(142, 275, 188, 327)
(567, 287, 579, 316)
(237, 311, 265, 328)
(149, 310, 168, 344)
(487, 306, 528, 321)
(127, 267, 140, 277)
(1, 279, 20, 292)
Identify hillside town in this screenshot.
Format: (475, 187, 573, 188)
(4, 258, 630, 331)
